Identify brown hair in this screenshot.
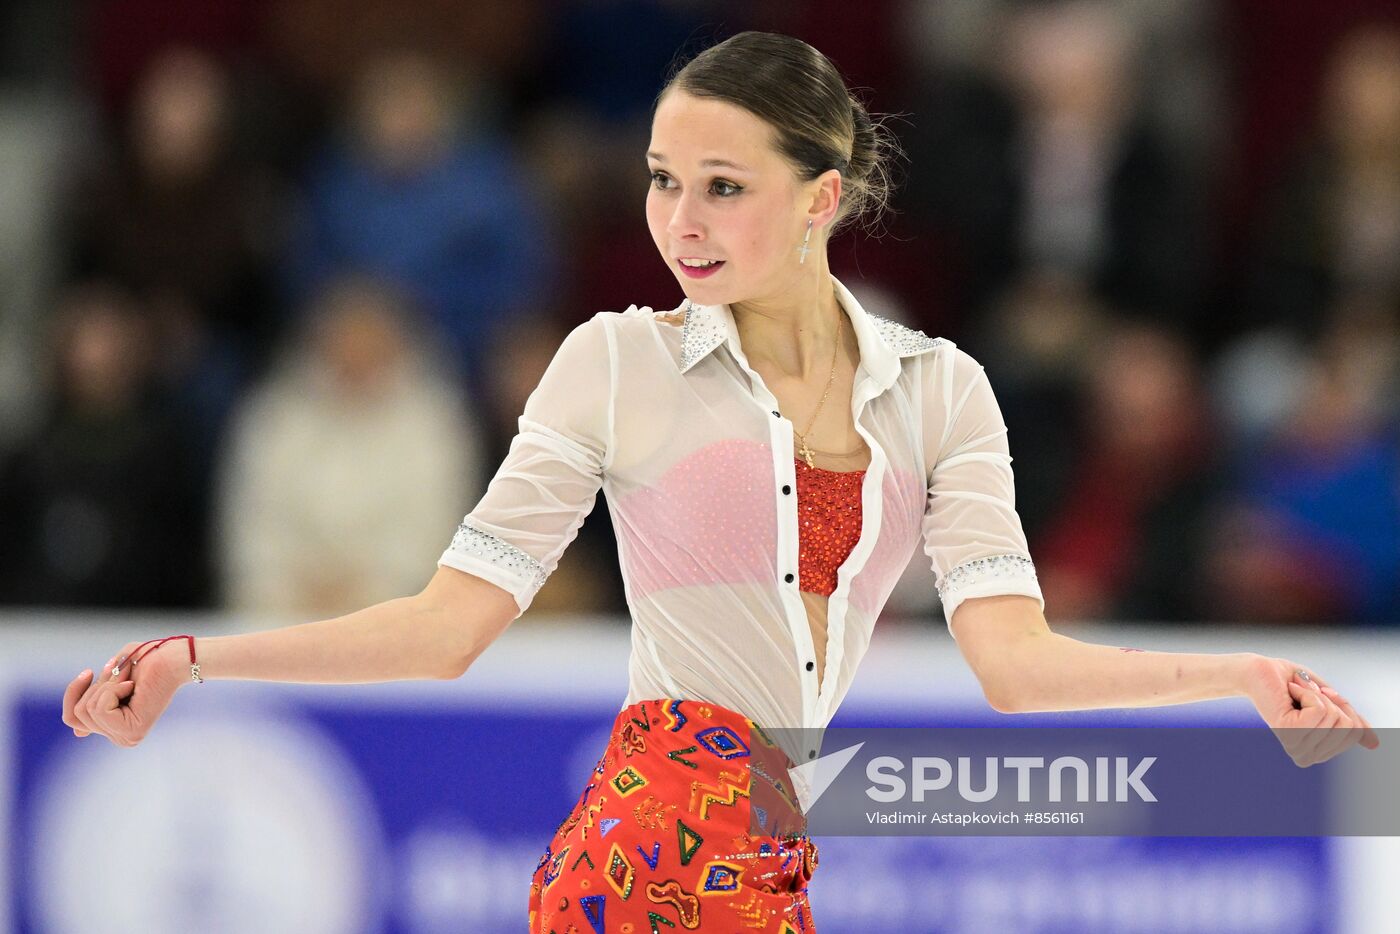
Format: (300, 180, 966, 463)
(656, 31, 900, 236)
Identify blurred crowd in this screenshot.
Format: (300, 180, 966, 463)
(0, 0, 1397, 627)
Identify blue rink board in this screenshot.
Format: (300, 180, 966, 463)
(13, 693, 1331, 934)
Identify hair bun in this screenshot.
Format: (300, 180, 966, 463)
(847, 97, 877, 181)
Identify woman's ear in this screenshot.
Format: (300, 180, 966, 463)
(806, 169, 843, 230)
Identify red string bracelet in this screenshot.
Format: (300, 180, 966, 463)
(124, 634, 203, 683)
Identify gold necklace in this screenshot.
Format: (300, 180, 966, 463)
(792, 309, 843, 469)
(801, 440, 867, 458)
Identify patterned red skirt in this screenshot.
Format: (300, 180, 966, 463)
(527, 697, 820, 933)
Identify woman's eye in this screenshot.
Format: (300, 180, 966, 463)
(648, 173, 740, 197)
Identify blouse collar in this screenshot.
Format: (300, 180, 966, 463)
(677, 275, 943, 391)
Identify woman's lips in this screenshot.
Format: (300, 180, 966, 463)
(677, 259, 725, 279)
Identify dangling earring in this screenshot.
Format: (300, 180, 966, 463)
(797, 218, 813, 265)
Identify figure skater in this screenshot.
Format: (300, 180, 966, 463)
(63, 31, 1377, 933)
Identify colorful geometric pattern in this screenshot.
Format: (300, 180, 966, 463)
(666, 746, 699, 770)
(689, 769, 748, 819)
(676, 819, 704, 866)
(699, 859, 744, 894)
(606, 842, 636, 898)
(578, 893, 606, 933)
(645, 878, 700, 927)
(637, 841, 661, 870)
(527, 697, 819, 932)
(695, 725, 750, 759)
(612, 765, 649, 796)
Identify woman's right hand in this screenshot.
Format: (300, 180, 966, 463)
(61, 640, 188, 747)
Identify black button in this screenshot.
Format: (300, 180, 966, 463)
(808, 751, 817, 760)
(805, 661, 815, 671)
(771, 410, 781, 417)
(782, 484, 792, 495)
(784, 573, 795, 583)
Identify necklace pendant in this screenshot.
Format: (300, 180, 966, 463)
(798, 439, 815, 468)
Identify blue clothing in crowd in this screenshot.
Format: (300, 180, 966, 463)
(287, 135, 555, 381)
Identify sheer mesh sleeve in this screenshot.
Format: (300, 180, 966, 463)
(438, 314, 614, 616)
(921, 347, 1044, 629)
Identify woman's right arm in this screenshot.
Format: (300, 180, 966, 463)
(195, 566, 520, 684)
(62, 568, 520, 744)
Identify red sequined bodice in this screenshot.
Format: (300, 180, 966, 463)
(794, 457, 866, 596)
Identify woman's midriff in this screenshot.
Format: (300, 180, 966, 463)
(800, 591, 831, 693)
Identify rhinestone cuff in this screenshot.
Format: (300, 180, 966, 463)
(445, 521, 547, 594)
(937, 554, 1039, 603)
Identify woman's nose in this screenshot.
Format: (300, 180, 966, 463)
(667, 194, 704, 240)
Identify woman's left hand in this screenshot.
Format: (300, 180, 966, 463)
(1239, 654, 1380, 767)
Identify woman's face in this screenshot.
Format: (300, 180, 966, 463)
(646, 89, 830, 306)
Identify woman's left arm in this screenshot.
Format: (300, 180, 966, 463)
(952, 595, 1246, 712)
(922, 348, 1377, 765)
(952, 594, 1379, 764)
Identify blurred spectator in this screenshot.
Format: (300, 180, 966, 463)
(0, 284, 208, 607)
(64, 47, 287, 462)
(1203, 300, 1400, 624)
(67, 47, 283, 340)
(964, 271, 1110, 542)
(1033, 322, 1221, 622)
(901, 0, 1205, 325)
(901, 0, 1226, 164)
(1209, 290, 1399, 454)
(283, 45, 556, 399)
(81, 0, 266, 114)
(1245, 23, 1400, 337)
(216, 276, 483, 620)
(0, 92, 72, 445)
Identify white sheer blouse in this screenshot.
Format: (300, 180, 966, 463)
(438, 275, 1043, 777)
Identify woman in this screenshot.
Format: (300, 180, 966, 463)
(63, 32, 1377, 932)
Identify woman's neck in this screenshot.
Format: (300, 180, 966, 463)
(729, 265, 844, 379)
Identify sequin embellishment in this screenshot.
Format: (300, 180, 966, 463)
(678, 300, 727, 372)
(936, 554, 1039, 604)
(794, 458, 865, 597)
(868, 313, 944, 356)
(445, 521, 547, 592)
